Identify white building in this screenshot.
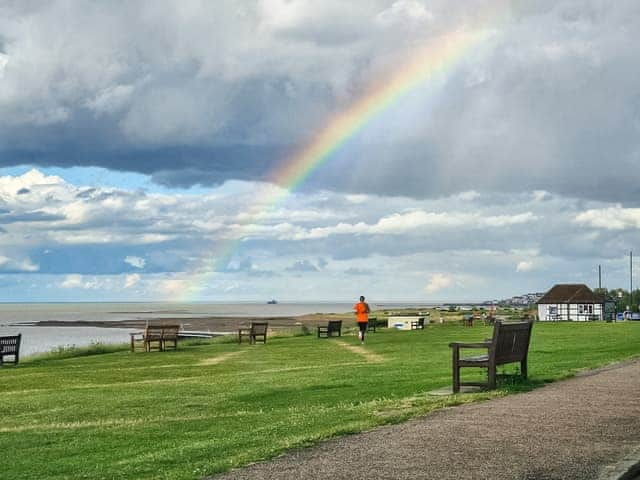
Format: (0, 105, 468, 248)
(537, 284, 609, 321)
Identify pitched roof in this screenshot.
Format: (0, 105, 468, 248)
(537, 284, 603, 304)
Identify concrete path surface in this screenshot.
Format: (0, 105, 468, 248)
(210, 360, 640, 480)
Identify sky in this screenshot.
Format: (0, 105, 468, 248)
(0, 0, 638, 302)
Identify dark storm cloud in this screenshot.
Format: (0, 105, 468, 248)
(0, 1, 638, 201)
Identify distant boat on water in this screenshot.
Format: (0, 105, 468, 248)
(267, 299, 278, 304)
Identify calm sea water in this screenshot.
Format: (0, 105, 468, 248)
(0, 302, 355, 357)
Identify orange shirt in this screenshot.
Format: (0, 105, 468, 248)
(354, 302, 370, 323)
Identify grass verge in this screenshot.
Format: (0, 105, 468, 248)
(1, 321, 639, 479)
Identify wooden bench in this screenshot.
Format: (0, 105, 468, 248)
(449, 320, 533, 393)
(367, 317, 385, 333)
(317, 320, 342, 338)
(0, 334, 21, 366)
(410, 318, 425, 330)
(238, 322, 268, 345)
(130, 325, 180, 352)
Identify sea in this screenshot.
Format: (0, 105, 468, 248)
(0, 302, 358, 357)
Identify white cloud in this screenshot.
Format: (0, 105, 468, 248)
(0, 255, 39, 272)
(516, 261, 534, 272)
(424, 273, 453, 293)
(376, 0, 433, 25)
(575, 207, 640, 230)
(124, 273, 140, 288)
(124, 256, 146, 269)
(0, 167, 636, 302)
(288, 210, 537, 240)
(60, 274, 99, 289)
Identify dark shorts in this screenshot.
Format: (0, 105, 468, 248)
(358, 322, 368, 332)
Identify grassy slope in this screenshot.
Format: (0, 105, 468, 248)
(1, 322, 639, 479)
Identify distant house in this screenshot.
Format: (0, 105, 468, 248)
(537, 284, 610, 321)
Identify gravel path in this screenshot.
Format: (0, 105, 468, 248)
(210, 360, 640, 480)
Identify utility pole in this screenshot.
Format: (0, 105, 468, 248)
(598, 265, 601, 290)
(631, 251, 634, 312)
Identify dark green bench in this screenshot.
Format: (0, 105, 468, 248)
(0, 334, 21, 366)
(367, 317, 385, 333)
(317, 320, 342, 338)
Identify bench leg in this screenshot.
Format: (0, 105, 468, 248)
(452, 347, 460, 393)
(488, 363, 496, 390)
(521, 358, 528, 379)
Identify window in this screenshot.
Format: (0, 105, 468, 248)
(578, 304, 593, 314)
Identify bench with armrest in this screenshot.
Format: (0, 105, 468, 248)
(410, 318, 425, 330)
(449, 320, 533, 393)
(317, 320, 342, 338)
(130, 325, 180, 352)
(238, 322, 268, 344)
(0, 334, 21, 366)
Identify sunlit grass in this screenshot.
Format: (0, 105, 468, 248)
(1, 322, 639, 479)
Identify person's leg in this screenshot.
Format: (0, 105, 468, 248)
(359, 322, 367, 343)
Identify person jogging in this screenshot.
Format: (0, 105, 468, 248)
(354, 295, 370, 344)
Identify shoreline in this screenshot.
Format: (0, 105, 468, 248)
(9, 312, 354, 333)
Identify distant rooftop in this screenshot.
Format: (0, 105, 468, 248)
(537, 284, 603, 304)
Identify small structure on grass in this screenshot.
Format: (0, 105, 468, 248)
(537, 284, 615, 321)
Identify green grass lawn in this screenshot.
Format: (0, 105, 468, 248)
(2, 322, 639, 479)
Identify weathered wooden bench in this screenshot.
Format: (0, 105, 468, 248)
(130, 325, 180, 352)
(317, 320, 342, 338)
(238, 322, 268, 345)
(449, 320, 533, 393)
(0, 334, 21, 366)
(410, 318, 425, 330)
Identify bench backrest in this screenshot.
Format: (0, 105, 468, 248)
(160, 325, 180, 339)
(251, 322, 268, 335)
(144, 326, 164, 338)
(491, 321, 533, 365)
(327, 320, 342, 331)
(145, 325, 180, 338)
(0, 334, 21, 354)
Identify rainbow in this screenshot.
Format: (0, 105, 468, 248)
(167, 28, 491, 300)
